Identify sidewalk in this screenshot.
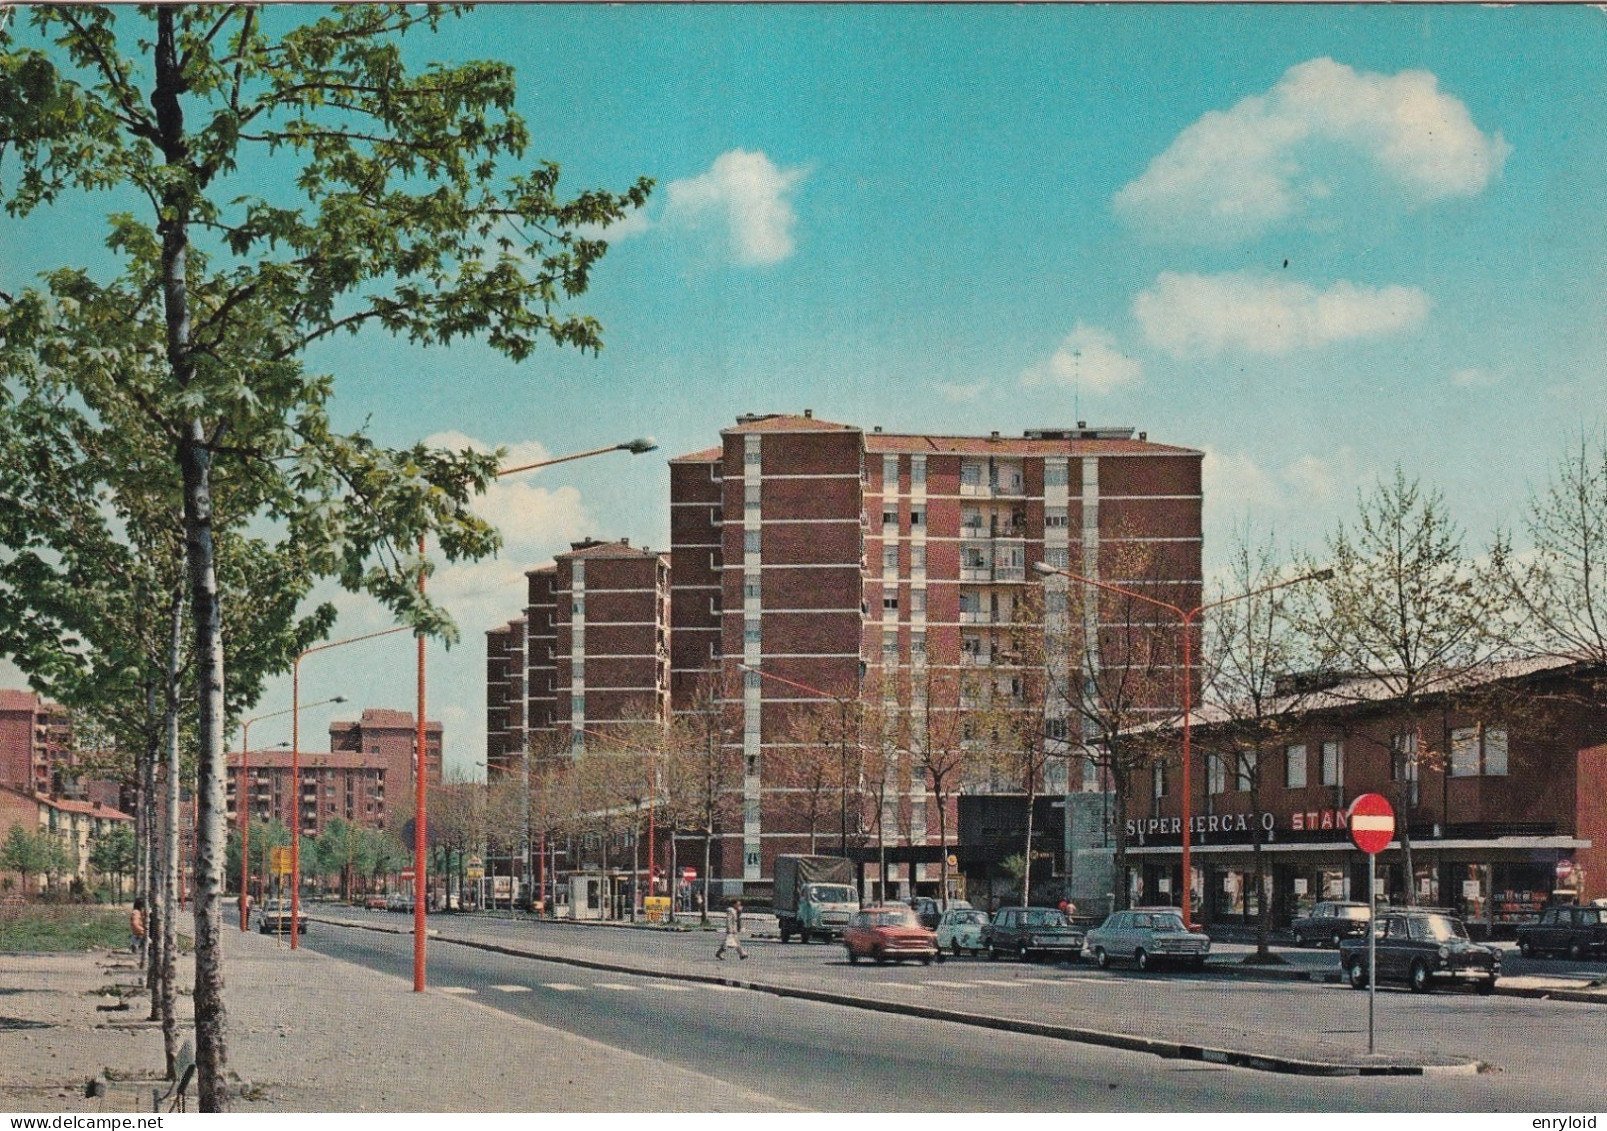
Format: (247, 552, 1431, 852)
(0, 928, 798, 1113)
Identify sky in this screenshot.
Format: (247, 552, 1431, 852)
(3, 5, 1606, 778)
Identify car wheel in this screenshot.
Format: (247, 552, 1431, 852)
(1018, 944, 1031, 963)
(988, 945, 1000, 962)
(1569, 940, 1584, 961)
(1476, 977, 1497, 996)
(951, 939, 963, 957)
(920, 955, 933, 966)
(1347, 959, 1368, 990)
(780, 925, 791, 944)
(1330, 931, 1343, 950)
(1409, 960, 1432, 993)
(1518, 938, 1533, 958)
(847, 948, 860, 965)
(1189, 956, 1206, 973)
(934, 949, 946, 964)
(1135, 948, 1149, 972)
(875, 951, 889, 965)
(1094, 947, 1110, 969)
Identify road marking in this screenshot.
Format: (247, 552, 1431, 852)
(870, 981, 914, 989)
(541, 982, 585, 991)
(437, 987, 477, 995)
(970, 979, 1021, 986)
(593, 982, 639, 991)
(922, 980, 973, 988)
(489, 985, 531, 993)
(648, 983, 696, 992)
(703, 984, 750, 993)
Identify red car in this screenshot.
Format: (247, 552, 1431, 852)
(844, 905, 938, 965)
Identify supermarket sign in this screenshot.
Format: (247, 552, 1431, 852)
(1126, 807, 1352, 844)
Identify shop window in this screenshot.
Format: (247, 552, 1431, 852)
(1235, 750, 1256, 792)
(1484, 726, 1508, 775)
(1284, 744, 1307, 789)
(1450, 728, 1479, 777)
(1207, 753, 1226, 795)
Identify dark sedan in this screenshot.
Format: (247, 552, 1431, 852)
(1516, 905, 1607, 960)
(1339, 909, 1499, 994)
(983, 905, 1085, 962)
(1290, 901, 1371, 948)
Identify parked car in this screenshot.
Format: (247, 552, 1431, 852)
(385, 892, 415, 913)
(1516, 905, 1607, 960)
(257, 898, 305, 935)
(983, 905, 1086, 962)
(362, 895, 387, 911)
(1084, 907, 1209, 971)
(909, 897, 973, 931)
(1290, 901, 1372, 948)
(934, 907, 990, 957)
(1339, 909, 1499, 994)
(843, 905, 938, 965)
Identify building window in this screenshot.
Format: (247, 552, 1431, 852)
(744, 622, 761, 646)
(911, 632, 926, 658)
(883, 546, 898, 573)
(1483, 727, 1508, 775)
(1450, 728, 1479, 777)
(882, 632, 897, 659)
(1285, 744, 1307, 789)
(744, 578, 761, 600)
(909, 506, 925, 526)
(1236, 750, 1256, 792)
(745, 480, 761, 506)
(883, 454, 899, 487)
(882, 509, 898, 526)
(1044, 717, 1068, 741)
(911, 455, 926, 486)
(1045, 506, 1068, 528)
(960, 462, 983, 488)
(1044, 460, 1069, 487)
(743, 529, 761, 554)
(1208, 753, 1226, 795)
(1044, 547, 1069, 569)
(909, 590, 926, 614)
(910, 545, 926, 571)
(883, 594, 898, 612)
(1320, 741, 1343, 787)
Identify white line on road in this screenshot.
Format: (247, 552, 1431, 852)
(490, 985, 531, 993)
(437, 987, 477, 995)
(969, 979, 1022, 986)
(541, 983, 585, 991)
(922, 980, 973, 988)
(870, 981, 913, 989)
(702, 984, 750, 993)
(648, 983, 697, 992)
(593, 982, 639, 991)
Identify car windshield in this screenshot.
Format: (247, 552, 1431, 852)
(951, 911, 986, 925)
(1415, 915, 1469, 942)
(871, 908, 921, 928)
(1022, 909, 1068, 928)
(1338, 906, 1370, 920)
(810, 885, 857, 904)
(1149, 913, 1186, 932)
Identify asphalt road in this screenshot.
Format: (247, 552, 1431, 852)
(301, 917, 1605, 1111)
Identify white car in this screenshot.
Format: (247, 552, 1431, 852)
(1084, 907, 1209, 972)
(934, 907, 990, 957)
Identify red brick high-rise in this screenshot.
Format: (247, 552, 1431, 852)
(328, 708, 442, 831)
(668, 413, 1203, 896)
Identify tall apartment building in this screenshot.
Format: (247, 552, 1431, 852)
(0, 689, 73, 797)
(667, 413, 1203, 895)
(225, 747, 390, 837)
(327, 708, 442, 830)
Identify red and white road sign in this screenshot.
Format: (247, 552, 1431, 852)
(400, 867, 416, 882)
(1348, 793, 1395, 855)
(1556, 858, 1575, 881)
(681, 867, 697, 881)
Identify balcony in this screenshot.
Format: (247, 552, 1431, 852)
(958, 609, 994, 625)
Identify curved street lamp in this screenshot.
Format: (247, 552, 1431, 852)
(1032, 560, 1331, 928)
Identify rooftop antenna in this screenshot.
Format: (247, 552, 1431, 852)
(1072, 347, 1082, 424)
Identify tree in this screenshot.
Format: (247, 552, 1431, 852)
(2, 823, 70, 896)
(671, 666, 739, 925)
(89, 823, 138, 901)
(905, 666, 981, 911)
(1202, 527, 1321, 957)
(780, 700, 851, 856)
(0, 8, 649, 1107)
(1493, 431, 1607, 678)
(1296, 468, 1504, 904)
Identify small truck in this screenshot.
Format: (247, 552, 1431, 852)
(774, 854, 860, 943)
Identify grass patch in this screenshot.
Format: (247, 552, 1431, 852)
(0, 905, 129, 953)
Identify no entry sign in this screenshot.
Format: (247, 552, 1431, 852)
(1348, 793, 1395, 855)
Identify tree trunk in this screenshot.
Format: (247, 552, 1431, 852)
(935, 780, 949, 909)
(1112, 766, 1129, 913)
(160, 586, 183, 1077)
(1020, 778, 1037, 909)
(140, 680, 160, 1018)
(701, 829, 712, 927)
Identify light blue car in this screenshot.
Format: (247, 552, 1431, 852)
(934, 906, 990, 958)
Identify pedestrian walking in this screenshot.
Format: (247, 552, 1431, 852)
(715, 899, 748, 960)
(129, 897, 146, 959)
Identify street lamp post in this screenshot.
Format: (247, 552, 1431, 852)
(292, 626, 412, 950)
(1031, 561, 1330, 928)
(238, 699, 345, 931)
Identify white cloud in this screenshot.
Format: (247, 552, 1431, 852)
(1134, 271, 1430, 357)
(1204, 445, 1362, 516)
(1114, 58, 1510, 243)
(659, 149, 807, 266)
(1021, 322, 1143, 393)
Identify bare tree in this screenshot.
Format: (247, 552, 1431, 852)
(671, 666, 739, 925)
(1296, 467, 1505, 904)
(781, 701, 852, 855)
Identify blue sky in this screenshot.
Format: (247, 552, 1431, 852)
(5, 5, 1606, 776)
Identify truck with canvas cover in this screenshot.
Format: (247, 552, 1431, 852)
(774, 854, 859, 943)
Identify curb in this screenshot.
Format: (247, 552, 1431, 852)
(311, 915, 1471, 1077)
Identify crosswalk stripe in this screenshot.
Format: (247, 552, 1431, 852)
(593, 982, 639, 991)
(438, 987, 477, 995)
(542, 982, 584, 991)
(490, 985, 531, 993)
